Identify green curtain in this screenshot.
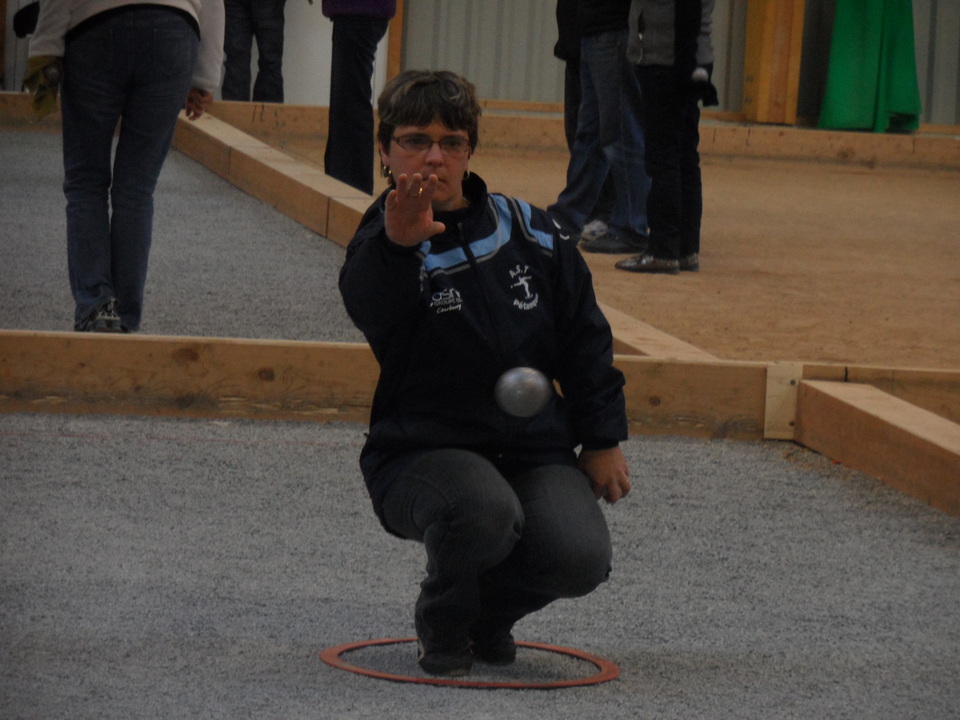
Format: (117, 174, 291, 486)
(818, 0, 922, 133)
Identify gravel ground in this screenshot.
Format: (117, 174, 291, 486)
(2, 129, 959, 719)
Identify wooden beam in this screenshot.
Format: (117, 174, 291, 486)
(0, 331, 378, 424)
(600, 303, 717, 361)
(795, 380, 960, 517)
(387, 0, 405, 79)
(616, 355, 767, 440)
(803, 363, 960, 426)
(1, 331, 768, 440)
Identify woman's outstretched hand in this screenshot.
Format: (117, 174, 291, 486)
(384, 173, 446, 247)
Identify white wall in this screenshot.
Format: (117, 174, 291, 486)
(258, 0, 390, 106)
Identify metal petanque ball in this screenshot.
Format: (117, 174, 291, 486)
(494, 367, 552, 418)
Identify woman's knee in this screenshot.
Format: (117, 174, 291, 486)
(387, 449, 524, 545)
(546, 536, 612, 598)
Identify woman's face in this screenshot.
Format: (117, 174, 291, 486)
(380, 122, 472, 212)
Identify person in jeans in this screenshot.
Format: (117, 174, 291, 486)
(616, 0, 718, 274)
(321, 0, 396, 194)
(553, 0, 615, 243)
(339, 70, 631, 677)
(221, 0, 287, 102)
(27, 0, 224, 332)
(548, 0, 650, 255)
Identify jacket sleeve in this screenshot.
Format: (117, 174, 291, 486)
(28, 0, 72, 58)
(540, 216, 628, 450)
(697, 0, 716, 66)
(338, 201, 425, 360)
(193, 0, 225, 92)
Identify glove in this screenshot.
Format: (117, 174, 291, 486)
(23, 55, 63, 119)
(691, 64, 719, 108)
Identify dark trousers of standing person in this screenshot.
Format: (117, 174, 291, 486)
(636, 64, 704, 262)
(222, 0, 286, 102)
(325, 14, 390, 194)
(378, 449, 612, 651)
(61, 6, 198, 331)
(563, 59, 615, 225)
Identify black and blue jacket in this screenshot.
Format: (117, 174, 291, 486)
(339, 173, 627, 518)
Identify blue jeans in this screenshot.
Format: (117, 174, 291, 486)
(549, 30, 649, 240)
(380, 449, 612, 650)
(325, 15, 390, 194)
(61, 6, 198, 331)
(222, 0, 287, 102)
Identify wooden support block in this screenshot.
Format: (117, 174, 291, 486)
(616, 355, 767, 440)
(795, 380, 960, 517)
(764, 362, 802, 440)
(0, 331, 378, 424)
(742, 0, 806, 124)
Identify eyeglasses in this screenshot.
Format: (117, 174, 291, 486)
(392, 134, 471, 157)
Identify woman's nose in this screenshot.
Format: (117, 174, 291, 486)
(424, 142, 445, 163)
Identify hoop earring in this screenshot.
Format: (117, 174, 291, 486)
(381, 165, 392, 179)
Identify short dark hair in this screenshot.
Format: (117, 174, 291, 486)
(377, 70, 481, 156)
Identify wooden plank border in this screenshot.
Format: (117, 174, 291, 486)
(796, 380, 960, 517)
(0, 331, 378, 424)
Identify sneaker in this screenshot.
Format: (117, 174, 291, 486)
(679, 253, 700, 271)
(579, 231, 648, 254)
(76, 298, 123, 332)
(417, 639, 473, 677)
(580, 218, 609, 242)
(471, 632, 517, 666)
(615, 254, 681, 274)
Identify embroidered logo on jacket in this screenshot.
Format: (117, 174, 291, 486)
(509, 264, 539, 311)
(430, 287, 463, 314)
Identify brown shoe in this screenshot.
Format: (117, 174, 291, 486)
(679, 253, 700, 271)
(615, 254, 680, 274)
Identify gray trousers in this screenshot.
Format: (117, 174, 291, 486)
(380, 449, 613, 650)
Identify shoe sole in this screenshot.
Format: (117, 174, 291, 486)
(579, 243, 648, 255)
(615, 262, 680, 274)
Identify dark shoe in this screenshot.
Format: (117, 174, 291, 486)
(615, 254, 681, 274)
(472, 632, 517, 666)
(579, 231, 647, 254)
(417, 639, 473, 677)
(76, 298, 123, 332)
(679, 253, 700, 271)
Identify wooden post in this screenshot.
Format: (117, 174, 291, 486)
(386, 0, 405, 80)
(742, 0, 806, 124)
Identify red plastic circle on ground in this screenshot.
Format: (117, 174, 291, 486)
(320, 637, 620, 689)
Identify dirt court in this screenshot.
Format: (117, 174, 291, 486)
(474, 152, 960, 372)
(275, 129, 960, 372)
